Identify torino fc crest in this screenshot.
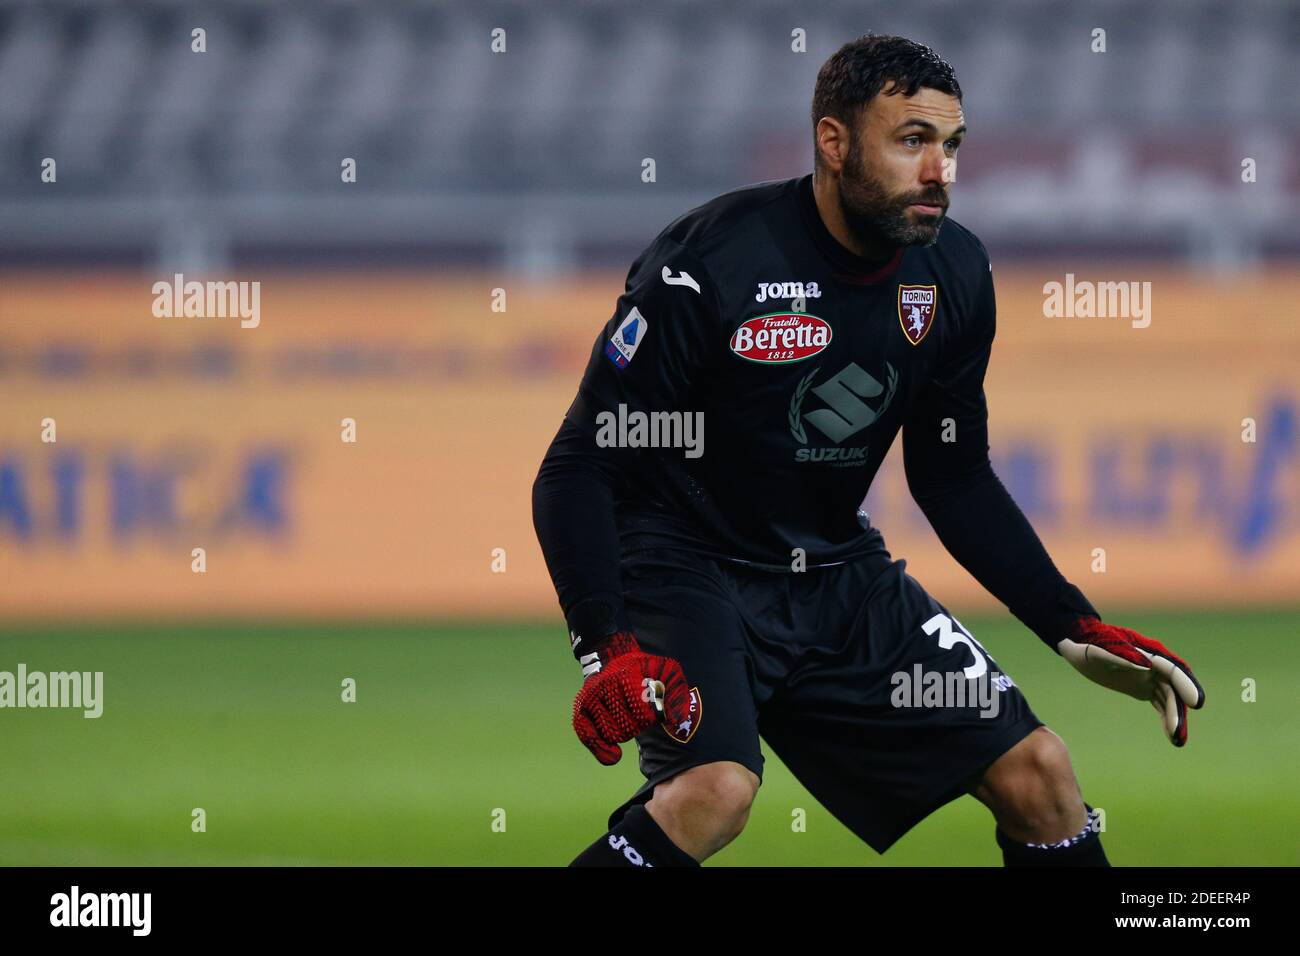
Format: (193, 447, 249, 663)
(897, 284, 938, 345)
(663, 686, 702, 744)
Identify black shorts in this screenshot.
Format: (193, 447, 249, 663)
(608, 531, 1044, 854)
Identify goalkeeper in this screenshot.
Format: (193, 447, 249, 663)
(532, 33, 1203, 867)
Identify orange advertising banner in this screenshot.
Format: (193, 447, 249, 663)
(0, 267, 1296, 620)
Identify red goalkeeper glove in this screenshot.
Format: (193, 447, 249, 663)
(572, 631, 692, 766)
(1057, 617, 1206, 747)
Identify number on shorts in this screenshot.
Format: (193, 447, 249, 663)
(920, 612, 990, 679)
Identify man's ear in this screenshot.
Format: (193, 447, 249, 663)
(815, 116, 850, 175)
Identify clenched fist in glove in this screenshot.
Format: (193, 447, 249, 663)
(572, 631, 692, 765)
(1057, 617, 1206, 747)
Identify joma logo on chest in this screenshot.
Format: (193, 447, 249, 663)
(755, 280, 821, 303)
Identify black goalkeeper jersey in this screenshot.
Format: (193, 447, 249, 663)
(534, 173, 1099, 654)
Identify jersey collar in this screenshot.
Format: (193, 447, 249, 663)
(795, 173, 905, 285)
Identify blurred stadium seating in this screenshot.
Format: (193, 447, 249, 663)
(0, 0, 1297, 271)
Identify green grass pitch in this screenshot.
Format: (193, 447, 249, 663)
(1, 608, 1295, 866)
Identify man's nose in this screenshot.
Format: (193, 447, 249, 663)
(920, 146, 950, 185)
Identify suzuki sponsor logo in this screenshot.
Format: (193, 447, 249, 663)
(794, 447, 868, 464)
(788, 361, 899, 464)
(730, 313, 832, 364)
(755, 280, 822, 303)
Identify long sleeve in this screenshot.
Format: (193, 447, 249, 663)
(532, 413, 631, 656)
(531, 233, 722, 659)
(902, 258, 1099, 651)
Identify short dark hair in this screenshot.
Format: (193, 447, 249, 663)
(811, 34, 962, 170)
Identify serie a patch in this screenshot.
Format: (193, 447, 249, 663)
(605, 307, 648, 369)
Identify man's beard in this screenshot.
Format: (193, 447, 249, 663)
(837, 141, 948, 252)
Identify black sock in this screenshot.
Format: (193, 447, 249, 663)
(996, 804, 1110, 866)
(569, 804, 700, 867)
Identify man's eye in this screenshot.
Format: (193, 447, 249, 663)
(903, 136, 922, 147)
(945, 140, 960, 152)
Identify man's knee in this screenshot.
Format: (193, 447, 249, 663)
(973, 727, 1086, 843)
(646, 761, 760, 859)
